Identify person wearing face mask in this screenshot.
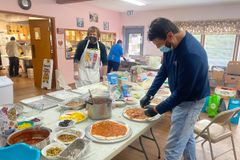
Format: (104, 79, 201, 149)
(140, 18, 210, 160)
(73, 26, 108, 87)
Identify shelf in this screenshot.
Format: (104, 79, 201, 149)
(64, 29, 116, 59)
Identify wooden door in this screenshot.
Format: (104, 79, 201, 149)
(29, 19, 52, 88)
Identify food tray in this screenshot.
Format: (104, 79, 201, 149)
(59, 111, 87, 123)
(47, 90, 81, 101)
(85, 121, 132, 144)
(60, 98, 85, 110)
(20, 95, 62, 110)
(54, 128, 85, 145)
(122, 107, 161, 122)
(58, 139, 90, 160)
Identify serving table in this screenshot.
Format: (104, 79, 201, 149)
(18, 83, 163, 160)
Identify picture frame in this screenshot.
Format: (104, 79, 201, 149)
(89, 12, 98, 22)
(76, 18, 84, 28)
(103, 21, 109, 31)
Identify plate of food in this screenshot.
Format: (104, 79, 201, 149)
(56, 120, 75, 130)
(41, 142, 66, 159)
(59, 111, 87, 123)
(61, 98, 86, 110)
(85, 120, 132, 143)
(17, 121, 34, 130)
(112, 100, 126, 108)
(54, 131, 78, 145)
(123, 107, 161, 122)
(124, 97, 138, 105)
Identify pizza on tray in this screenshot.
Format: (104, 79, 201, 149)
(123, 108, 149, 121)
(90, 120, 129, 140)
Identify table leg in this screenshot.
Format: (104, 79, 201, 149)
(128, 136, 149, 160)
(128, 127, 161, 160)
(141, 128, 161, 159)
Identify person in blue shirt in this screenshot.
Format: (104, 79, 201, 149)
(140, 18, 210, 160)
(107, 40, 125, 73)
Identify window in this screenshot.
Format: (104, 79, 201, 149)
(128, 33, 142, 56)
(204, 34, 236, 68)
(193, 34, 201, 42)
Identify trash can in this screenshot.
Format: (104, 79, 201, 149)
(0, 76, 13, 105)
(27, 68, 34, 79)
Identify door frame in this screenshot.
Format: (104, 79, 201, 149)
(0, 10, 57, 88)
(123, 26, 144, 56)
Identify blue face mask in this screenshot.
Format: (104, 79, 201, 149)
(159, 46, 172, 53)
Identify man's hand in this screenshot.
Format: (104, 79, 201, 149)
(144, 105, 158, 117)
(140, 95, 152, 108)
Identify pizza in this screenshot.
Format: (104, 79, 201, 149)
(123, 108, 149, 121)
(90, 120, 129, 140)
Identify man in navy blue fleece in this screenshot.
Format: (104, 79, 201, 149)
(140, 18, 210, 160)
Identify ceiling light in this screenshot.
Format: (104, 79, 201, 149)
(121, 0, 146, 6)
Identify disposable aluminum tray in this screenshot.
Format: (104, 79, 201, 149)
(85, 121, 132, 144)
(47, 90, 81, 100)
(58, 139, 90, 160)
(20, 95, 63, 110)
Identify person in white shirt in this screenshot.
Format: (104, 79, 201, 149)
(5, 37, 22, 77)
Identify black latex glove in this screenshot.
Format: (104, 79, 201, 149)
(144, 105, 158, 117)
(140, 95, 152, 108)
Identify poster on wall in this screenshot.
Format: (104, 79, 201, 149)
(89, 12, 98, 22)
(103, 21, 109, 30)
(41, 59, 53, 89)
(77, 18, 84, 27)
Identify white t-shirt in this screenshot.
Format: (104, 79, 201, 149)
(5, 41, 21, 57)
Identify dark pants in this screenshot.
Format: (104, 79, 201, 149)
(8, 57, 19, 77)
(107, 60, 120, 73)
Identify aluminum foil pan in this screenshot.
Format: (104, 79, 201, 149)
(58, 139, 90, 160)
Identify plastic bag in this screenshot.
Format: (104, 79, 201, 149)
(207, 95, 221, 117)
(0, 104, 17, 137)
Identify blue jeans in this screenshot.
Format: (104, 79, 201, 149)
(165, 98, 205, 160)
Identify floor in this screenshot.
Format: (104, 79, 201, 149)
(10, 76, 240, 160)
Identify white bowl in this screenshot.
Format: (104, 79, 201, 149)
(125, 97, 138, 105)
(56, 120, 75, 130)
(41, 142, 66, 160)
(54, 129, 85, 145)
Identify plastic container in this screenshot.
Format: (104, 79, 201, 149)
(0, 76, 13, 105)
(27, 68, 34, 79)
(228, 99, 240, 124)
(0, 143, 40, 160)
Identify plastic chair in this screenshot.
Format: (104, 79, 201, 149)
(0, 143, 40, 160)
(194, 108, 240, 160)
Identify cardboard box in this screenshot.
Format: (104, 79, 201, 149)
(224, 74, 240, 84)
(209, 70, 224, 87)
(226, 61, 240, 75)
(212, 70, 224, 81)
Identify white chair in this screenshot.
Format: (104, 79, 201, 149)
(194, 108, 240, 160)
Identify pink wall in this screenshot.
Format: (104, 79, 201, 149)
(121, 3, 240, 56)
(0, 0, 122, 84)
